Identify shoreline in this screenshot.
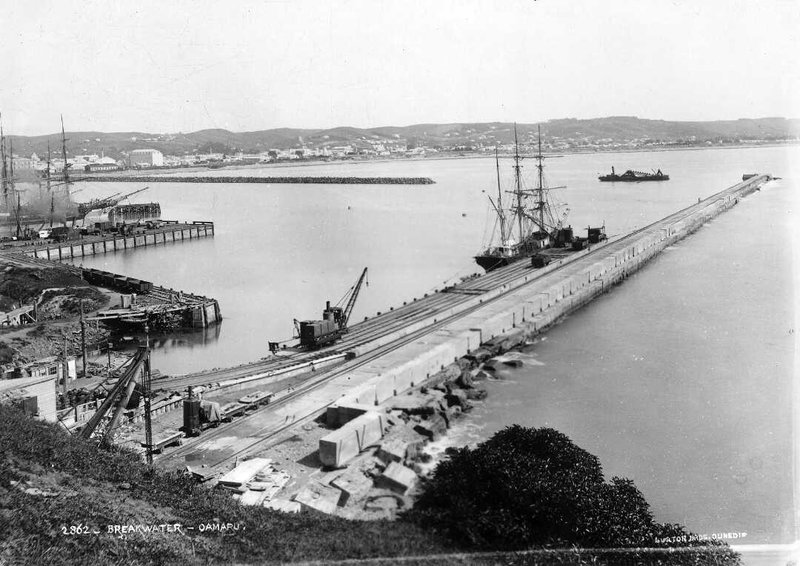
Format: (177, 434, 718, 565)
(73, 141, 798, 180)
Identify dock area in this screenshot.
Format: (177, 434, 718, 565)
(19, 221, 214, 261)
(77, 175, 435, 185)
(1, 220, 221, 330)
(153, 174, 772, 471)
(88, 282, 221, 329)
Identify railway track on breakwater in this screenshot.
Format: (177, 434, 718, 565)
(156, 174, 773, 469)
(77, 175, 435, 185)
(159, 174, 769, 393)
(155, 268, 566, 470)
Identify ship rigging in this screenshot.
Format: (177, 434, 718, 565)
(475, 125, 570, 272)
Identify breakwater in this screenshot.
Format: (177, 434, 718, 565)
(77, 175, 435, 185)
(310, 175, 771, 467)
(22, 221, 214, 261)
(330, 176, 771, 412)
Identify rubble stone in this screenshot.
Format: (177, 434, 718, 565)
(294, 482, 343, 514)
(374, 462, 417, 495)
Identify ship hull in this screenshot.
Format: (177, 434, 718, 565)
(598, 174, 669, 182)
(475, 254, 521, 272)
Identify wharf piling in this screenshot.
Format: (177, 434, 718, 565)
(89, 282, 221, 330)
(21, 221, 214, 261)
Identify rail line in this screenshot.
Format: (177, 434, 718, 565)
(156, 176, 763, 391)
(155, 175, 769, 470)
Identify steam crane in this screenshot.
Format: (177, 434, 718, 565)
(289, 267, 369, 350)
(77, 186, 149, 219)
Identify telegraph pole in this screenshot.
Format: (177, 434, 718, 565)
(107, 342, 112, 378)
(62, 333, 69, 399)
(79, 300, 87, 378)
(143, 321, 153, 465)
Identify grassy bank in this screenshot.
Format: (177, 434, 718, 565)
(0, 407, 741, 565)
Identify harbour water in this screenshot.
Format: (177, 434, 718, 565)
(441, 171, 797, 549)
(71, 145, 797, 547)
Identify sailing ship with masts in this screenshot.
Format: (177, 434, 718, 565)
(475, 125, 573, 272)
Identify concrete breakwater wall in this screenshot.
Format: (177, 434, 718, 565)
(23, 222, 214, 261)
(78, 175, 436, 185)
(318, 176, 769, 467)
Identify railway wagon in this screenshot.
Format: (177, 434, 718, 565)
(81, 268, 153, 294)
(299, 319, 341, 349)
(220, 402, 248, 422)
(238, 391, 273, 410)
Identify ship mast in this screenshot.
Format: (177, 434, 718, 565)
(46, 141, 52, 192)
(0, 113, 7, 213)
(536, 125, 545, 234)
(529, 125, 566, 235)
(494, 147, 507, 246)
(10, 137, 21, 238)
(60, 115, 70, 197)
(513, 124, 524, 243)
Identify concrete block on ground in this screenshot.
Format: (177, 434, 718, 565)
(218, 458, 272, 489)
(413, 413, 448, 441)
(375, 462, 417, 495)
(376, 438, 409, 464)
(320, 411, 387, 468)
(239, 489, 268, 506)
(354, 411, 387, 450)
(388, 392, 439, 415)
(295, 482, 343, 514)
(326, 401, 374, 428)
(331, 469, 373, 505)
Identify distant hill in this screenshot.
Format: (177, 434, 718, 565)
(6, 116, 799, 159)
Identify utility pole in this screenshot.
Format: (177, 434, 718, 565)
(143, 321, 153, 465)
(80, 299, 87, 378)
(62, 333, 69, 400)
(107, 342, 112, 378)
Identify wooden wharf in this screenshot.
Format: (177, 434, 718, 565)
(19, 221, 214, 261)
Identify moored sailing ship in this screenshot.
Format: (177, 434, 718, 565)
(474, 126, 572, 272)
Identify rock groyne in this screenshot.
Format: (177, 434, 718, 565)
(77, 175, 435, 185)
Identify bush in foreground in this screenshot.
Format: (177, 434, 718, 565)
(0, 408, 740, 565)
(406, 425, 740, 564)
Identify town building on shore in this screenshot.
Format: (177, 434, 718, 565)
(130, 149, 164, 168)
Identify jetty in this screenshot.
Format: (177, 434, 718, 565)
(155, 174, 773, 471)
(77, 175, 435, 185)
(1, 220, 220, 330)
(19, 221, 214, 261)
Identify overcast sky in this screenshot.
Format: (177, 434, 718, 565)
(1, 0, 798, 136)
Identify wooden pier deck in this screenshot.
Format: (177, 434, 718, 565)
(19, 221, 214, 261)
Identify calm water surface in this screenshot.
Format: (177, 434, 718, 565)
(72, 146, 798, 547)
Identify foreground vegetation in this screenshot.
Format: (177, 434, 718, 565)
(0, 408, 740, 565)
